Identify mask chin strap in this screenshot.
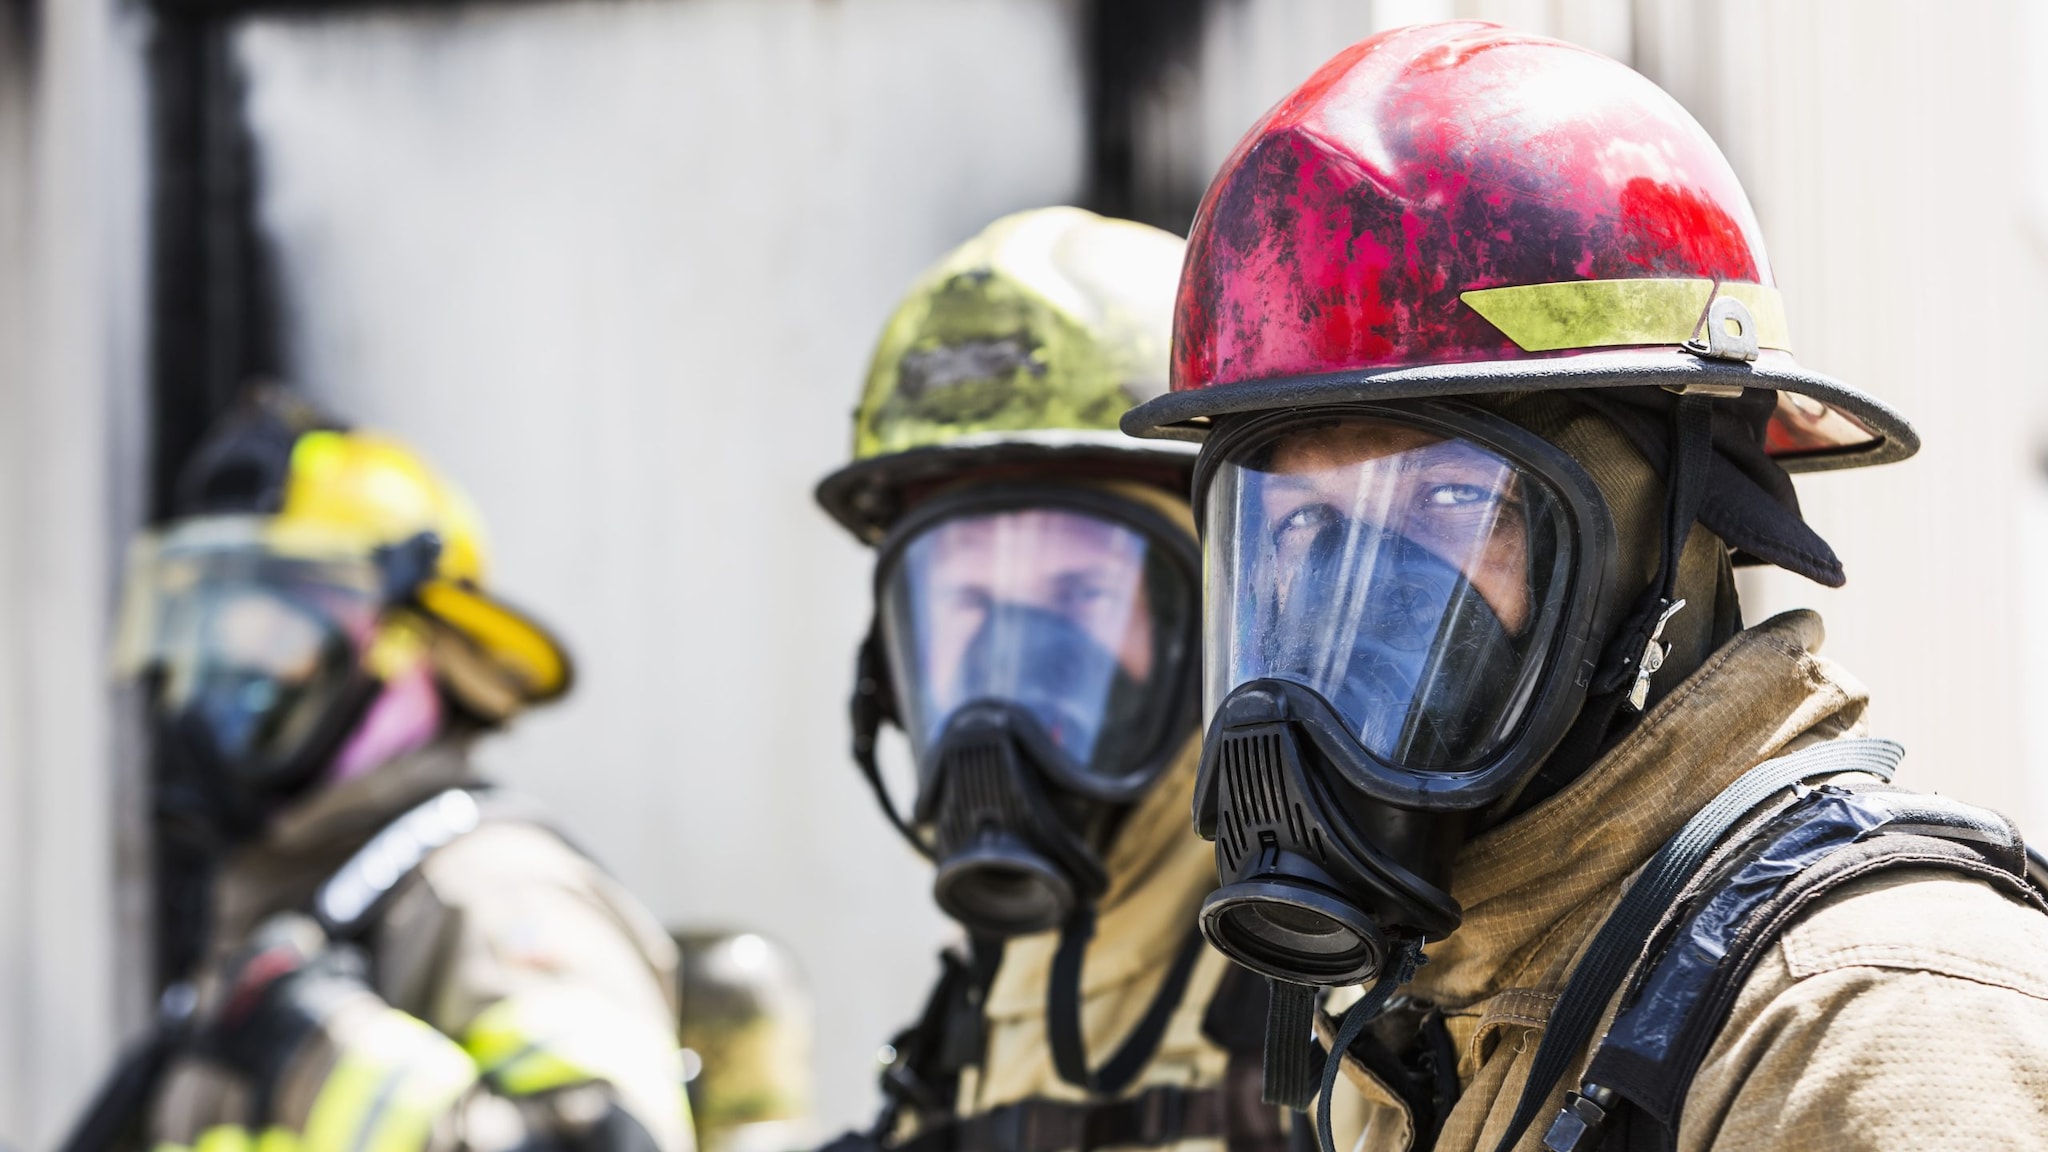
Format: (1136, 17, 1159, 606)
(1313, 939, 1430, 1152)
(851, 623, 932, 858)
(1513, 391, 1717, 813)
(1046, 903, 1207, 1096)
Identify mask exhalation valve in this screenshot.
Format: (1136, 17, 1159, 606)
(925, 711, 1103, 937)
(1198, 722, 1390, 986)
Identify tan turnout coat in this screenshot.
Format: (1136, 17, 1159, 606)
(148, 743, 693, 1152)
(1321, 610, 2048, 1151)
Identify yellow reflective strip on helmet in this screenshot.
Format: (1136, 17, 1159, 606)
(461, 989, 689, 1132)
(303, 1009, 478, 1152)
(255, 1127, 302, 1152)
(1459, 278, 1791, 353)
(364, 616, 430, 681)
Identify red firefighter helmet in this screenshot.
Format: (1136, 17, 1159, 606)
(1122, 21, 1916, 470)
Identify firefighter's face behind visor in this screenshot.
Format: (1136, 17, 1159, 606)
(1206, 417, 1570, 772)
(119, 518, 387, 839)
(890, 508, 1164, 773)
(877, 494, 1197, 935)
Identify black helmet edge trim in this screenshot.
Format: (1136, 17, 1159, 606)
(817, 432, 1201, 543)
(1119, 350, 1919, 474)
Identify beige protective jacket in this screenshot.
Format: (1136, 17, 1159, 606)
(148, 743, 694, 1152)
(950, 736, 1243, 1152)
(1321, 610, 2048, 1151)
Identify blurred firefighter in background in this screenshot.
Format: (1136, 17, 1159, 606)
(1121, 21, 2048, 1152)
(83, 389, 693, 1152)
(812, 207, 1286, 1152)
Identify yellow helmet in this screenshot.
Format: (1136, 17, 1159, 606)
(120, 389, 570, 723)
(815, 207, 1196, 543)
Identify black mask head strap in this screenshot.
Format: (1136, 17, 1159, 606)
(1046, 905, 1207, 1096)
(850, 622, 930, 857)
(1513, 392, 1717, 813)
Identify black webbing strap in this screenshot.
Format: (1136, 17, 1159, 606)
(851, 625, 929, 856)
(1261, 979, 1320, 1110)
(1200, 964, 1294, 1152)
(872, 939, 1004, 1143)
(1485, 737, 1904, 1152)
(1583, 823, 2044, 1152)
(1315, 939, 1428, 1152)
(1048, 905, 1208, 1096)
(1594, 392, 1714, 708)
(901, 1083, 1228, 1152)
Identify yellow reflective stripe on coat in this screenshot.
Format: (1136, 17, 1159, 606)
(165, 1126, 301, 1152)
(462, 987, 689, 1126)
(1459, 278, 1791, 352)
(302, 1007, 478, 1152)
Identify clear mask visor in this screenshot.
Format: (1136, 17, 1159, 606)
(116, 516, 384, 771)
(1205, 416, 1575, 772)
(880, 505, 1192, 781)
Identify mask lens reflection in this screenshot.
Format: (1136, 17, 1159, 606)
(136, 530, 383, 784)
(1205, 416, 1573, 773)
(880, 504, 1192, 781)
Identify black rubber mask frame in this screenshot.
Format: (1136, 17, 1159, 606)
(1192, 400, 1620, 812)
(860, 483, 1203, 835)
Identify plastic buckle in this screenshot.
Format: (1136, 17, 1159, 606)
(374, 530, 444, 601)
(1542, 1083, 1618, 1152)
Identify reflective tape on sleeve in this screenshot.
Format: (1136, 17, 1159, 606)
(461, 987, 690, 1135)
(302, 1008, 479, 1152)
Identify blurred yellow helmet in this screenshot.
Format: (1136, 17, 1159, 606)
(123, 388, 570, 722)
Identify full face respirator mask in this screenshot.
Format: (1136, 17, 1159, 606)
(120, 519, 443, 849)
(1188, 403, 1618, 1093)
(852, 485, 1201, 938)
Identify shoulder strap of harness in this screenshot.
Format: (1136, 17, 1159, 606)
(848, 939, 1291, 1152)
(1488, 738, 1908, 1152)
(313, 786, 545, 939)
(1533, 760, 2048, 1152)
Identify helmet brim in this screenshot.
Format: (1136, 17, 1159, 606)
(1120, 349, 1918, 475)
(816, 429, 1199, 544)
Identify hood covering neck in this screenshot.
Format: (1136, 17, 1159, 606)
(1412, 610, 1870, 1008)
(1474, 391, 1742, 717)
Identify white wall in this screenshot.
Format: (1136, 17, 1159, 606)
(235, 0, 1087, 1132)
(0, 1, 150, 1147)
